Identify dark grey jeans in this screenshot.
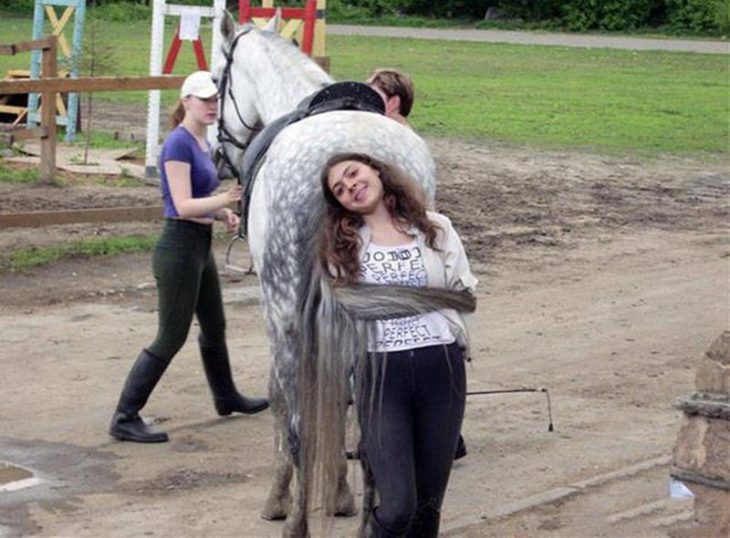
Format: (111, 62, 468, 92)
(147, 219, 226, 362)
(360, 342, 466, 538)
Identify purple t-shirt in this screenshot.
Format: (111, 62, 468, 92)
(159, 126, 220, 218)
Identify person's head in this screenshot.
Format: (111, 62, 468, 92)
(169, 70, 219, 128)
(319, 153, 438, 285)
(366, 68, 414, 121)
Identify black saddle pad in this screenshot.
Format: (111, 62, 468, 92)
(235, 81, 385, 239)
(306, 81, 385, 115)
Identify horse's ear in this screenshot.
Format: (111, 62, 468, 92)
(221, 10, 237, 41)
(262, 8, 281, 33)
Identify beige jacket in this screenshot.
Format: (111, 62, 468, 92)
(356, 211, 478, 355)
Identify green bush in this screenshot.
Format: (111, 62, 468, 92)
(341, 0, 400, 16)
(327, 0, 375, 20)
(560, 0, 657, 31)
(88, 1, 151, 22)
(0, 0, 34, 14)
(493, 0, 562, 21)
(343, 0, 490, 18)
(3, 0, 727, 37)
(666, 0, 730, 32)
(400, 1, 490, 18)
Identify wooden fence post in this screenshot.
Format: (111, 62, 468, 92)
(40, 35, 57, 183)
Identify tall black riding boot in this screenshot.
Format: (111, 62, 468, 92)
(363, 510, 408, 538)
(109, 349, 169, 443)
(454, 433, 467, 460)
(198, 336, 269, 416)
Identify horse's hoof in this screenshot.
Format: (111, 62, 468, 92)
(328, 492, 357, 518)
(261, 494, 291, 521)
(282, 519, 309, 538)
(261, 502, 289, 521)
(261, 510, 287, 522)
(335, 504, 358, 518)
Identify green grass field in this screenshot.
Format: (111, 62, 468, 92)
(1, 234, 158, 272)
(1, 16, 728, 156)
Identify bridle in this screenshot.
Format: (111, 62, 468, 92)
(216, 26, 264, 272)
(215, 26, 262, 182)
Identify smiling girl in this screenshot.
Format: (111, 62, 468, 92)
(320, 152, 477, 537)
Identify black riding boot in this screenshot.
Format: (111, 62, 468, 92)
(454, 433, 467, 460)
(198, 336, 269, 416)
(363, 510, 408, 538)
(109, 349, 169, 443)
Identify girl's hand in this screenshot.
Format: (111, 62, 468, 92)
(221, 208, 240, 233)
(225, 184, 244, 204)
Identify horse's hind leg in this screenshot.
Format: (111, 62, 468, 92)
(330, 416, 356, 517)
(358, 454, 376, 537)
(332, 456, 356, 517)
(283, 464, 309, 538)
(262, 376, 294, 521)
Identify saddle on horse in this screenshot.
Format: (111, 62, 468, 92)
(236, 81, 386, 239)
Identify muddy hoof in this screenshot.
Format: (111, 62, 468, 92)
(261, 495, 291, 521)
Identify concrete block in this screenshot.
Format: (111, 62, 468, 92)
(668, 483, 729, 538)
(690, 482, 729, 537)
(696, 331, 730, 393)
(673, 415, 730, 481)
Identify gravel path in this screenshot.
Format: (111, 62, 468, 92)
(328, 24, 729, 54)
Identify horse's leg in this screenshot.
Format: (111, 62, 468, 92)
(358, 454, 376, 537)
(331, 402, 356, 517)
(268, 329, 308, 538)
(262, 371, 294, 521)
(283, 463, 309, 538)
(332, 455, 357, 517)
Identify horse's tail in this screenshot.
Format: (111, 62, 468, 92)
(298, 264, 476, 520)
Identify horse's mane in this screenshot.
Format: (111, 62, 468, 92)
(246, 25, 332, 91)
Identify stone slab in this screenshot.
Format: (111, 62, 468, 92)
(673, 415, 730, 482)
(697, 331, 730, 393)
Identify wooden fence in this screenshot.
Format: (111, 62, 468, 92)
(0, 35, 185, 182)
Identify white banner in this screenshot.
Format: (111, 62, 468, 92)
(180, 9, 201, 41)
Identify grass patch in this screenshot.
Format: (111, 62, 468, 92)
(2, 234, 157, 273)
(1, 154, 145, 186)
(0, 16, 726, 156)
(0, 157, 40, 183)
(329, 36, 729, 156)
(72, 130, 145, 151)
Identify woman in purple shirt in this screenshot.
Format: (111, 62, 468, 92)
(109, 71, 268, 443)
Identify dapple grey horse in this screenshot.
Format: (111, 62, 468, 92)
(213, 14, 472, 537)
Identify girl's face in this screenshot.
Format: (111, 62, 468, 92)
(327, 159, 385, 215)
(184, 94, 219, 125)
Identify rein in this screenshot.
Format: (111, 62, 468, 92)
(216, 26, 262, 183)
(467, 387, 555, 432)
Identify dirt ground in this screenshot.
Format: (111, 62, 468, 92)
(0, 125, 728, 537)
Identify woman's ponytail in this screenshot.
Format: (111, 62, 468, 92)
(168, 100, 186, 129)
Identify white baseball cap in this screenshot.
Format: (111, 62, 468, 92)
(180, 71, 218, 99)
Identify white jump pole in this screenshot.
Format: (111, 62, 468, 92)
(145, 0, 225, 179)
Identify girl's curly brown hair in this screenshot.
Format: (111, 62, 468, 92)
(319, 153, 440, 286)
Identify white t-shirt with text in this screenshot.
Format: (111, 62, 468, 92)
(360, 241, 456, 353)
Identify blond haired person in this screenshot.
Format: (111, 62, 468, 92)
(109, 71, 268, 443)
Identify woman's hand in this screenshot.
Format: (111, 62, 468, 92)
(218, 207, 240, 233)
(224, 184, 243, 204)
(166, 161, 244, 219)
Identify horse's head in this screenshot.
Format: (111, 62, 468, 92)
(211, 12, 270, 178)
(212, 10, 333, 179)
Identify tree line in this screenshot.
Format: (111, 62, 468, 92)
(350, 0, 728, 32)
(1, 0, 727, 33)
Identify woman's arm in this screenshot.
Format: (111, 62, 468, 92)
(166, 160, 242, 219)
(441, 217, 478, 293)
(214, 206, 241, 233)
